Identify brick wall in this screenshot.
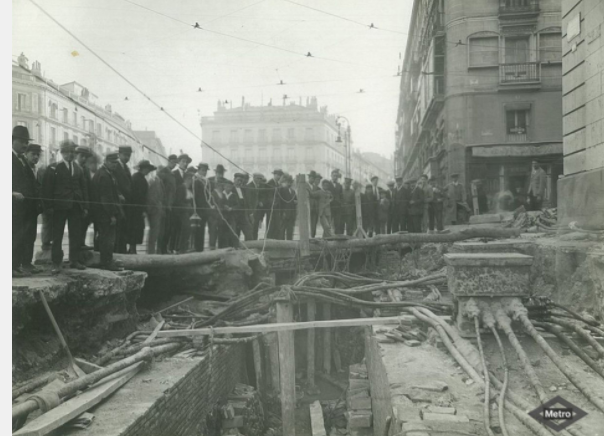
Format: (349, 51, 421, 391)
(123, 344, 244, 436)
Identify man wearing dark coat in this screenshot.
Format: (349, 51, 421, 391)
(91, 152, 124, 271)
(324, 169, 344, 234)
(308, 171, 321, 238)
(278, 173, 297, 240)
(386, 180, 395, 234)
(42, 140, 89, 273)
(409, 179, 425, 233)
(265, 169, 283, 239)
(113, 145, 132, 253)
(157, 154, 177, 253)
(12, 126, 33, 277)
(20, 143, 43, 273)
(130, 160, 156, 254)
(75, 146, 94, 250)
(391, 176, 407, 232)
(341, 177, 356, 236)
(366, 176, 381, 235)
(230, 173, 253, 243)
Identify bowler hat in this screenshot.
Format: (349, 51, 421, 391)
(138, 159, 157, 171)
(331, 169, 342, 177)
(308, 170, 318, 179)
(12, 125, 31, 142)
(344, 177, 353, 182)
(234, 173, 246, 179)
(215, 164, 227, 173)
(273, 168, 284, 175)
(178, 154, 192, 164)
(370, 175, 378, 181)
(168, 154, 178, 161)
(26, 143, 42, 153)
(185, 166, 197, 174)
(197, 162, 209, 170)
(75, 145, 92, 156)
(387, 180, 395, 186)
(252, 172, 263, 179)
(59, 140, 77, 152)
(119, 145, 133, 154)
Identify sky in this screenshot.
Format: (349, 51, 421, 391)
(12, 0, 412, 162)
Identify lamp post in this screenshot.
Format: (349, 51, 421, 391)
(335, 116, 351, 178)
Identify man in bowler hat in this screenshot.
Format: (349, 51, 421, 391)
(12, 126, 33, 277)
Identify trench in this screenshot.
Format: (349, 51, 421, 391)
(12, 238, 604, 436)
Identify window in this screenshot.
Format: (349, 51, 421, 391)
(32, 94, 39, 113)
(244, 148, 253, 162)
(73, 135, 79, 145)
(64, 132, 69, 141)
(63, 108, 69, 123)
(539, 33, 562, 63)
(212, 130, 221, 144)
(259, 147, 267, 159)
(272, 128, 281, 142)
(81, 116, 86, 128)
(244, 129, 253, 143)
(505, 37, 529, 64)
(287, 128, 295, 141)
(50, 127, 57, 145)
(258, 129, 266, 142)
(287, 147, 295, 160)
(304, 128, 314, 141)
(88, 120, 94, 132)
(97, 123, 102, 136)
(469, 37, 499, 67)
(73, 112, 78, 126)
(17, 93, 27, 111)
(273, 146, 281, 161)
(305, 146, 312, 160)
(506, 109, 529, 139)
(230, 148, 239, 160)
(50, 102, 58, 119)
(230, 129, 239, 143)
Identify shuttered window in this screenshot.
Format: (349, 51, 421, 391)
(469, 37, 499, 67)
(539, 33, 562, 62)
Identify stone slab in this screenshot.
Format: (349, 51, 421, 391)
(310, 400, 327, 436)
(451, 239, 532, 253)
(444, 253, 534, 266)
(346, 411, 372, 428)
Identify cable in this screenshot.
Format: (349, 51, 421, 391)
(490, 325, 510, 436)
(474, 317, 495, 436)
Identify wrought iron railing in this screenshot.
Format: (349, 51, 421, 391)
(499, 0, 539, 14)
(499, 62, 541, 84)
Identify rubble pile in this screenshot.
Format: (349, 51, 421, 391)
(505, 206, 557, 230)
(221, 383, 265, 436)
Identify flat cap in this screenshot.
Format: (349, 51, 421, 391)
(234, 172, 246, 179)
(370, 175, 379, 181)
(273, 168, 284, 175)
(168, 154, 178, 161)
(59, 140, 77, 152)
(26, 143, 42, 153)
(105, 151, 119, 162)
(197, 162, 209, 170)
(75, 145, 92, 156)
(118, 145, 133, 154)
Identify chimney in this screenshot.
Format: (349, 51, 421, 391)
(31, 60, 41, 76)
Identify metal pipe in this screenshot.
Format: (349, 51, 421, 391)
(550, 317, 604, 358)
(474, 317, 495, 436)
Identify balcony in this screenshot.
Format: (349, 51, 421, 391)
(499, 62, 541, 90)
(499, 0, 539, 20)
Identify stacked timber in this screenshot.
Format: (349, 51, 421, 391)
(344, 363, 372, 436)
(221, 383, 265, 436)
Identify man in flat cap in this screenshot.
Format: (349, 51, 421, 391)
(308, 171, 321, 238)
(445, 173, 468, 225)
(129, 160, 156, 254)
(246, 172, 266, 240)
(113, 145, 132, 253)
(230, 173, 252, 243)
(408, 178, 424, 233)
(386, 180, 396, 234)
(42, 140, 89, 273)
(392, 176, 409, 232)
(209, 164, 228, 188)
(367, 175, 381, 235)
(527, 160, 547, 211)
(191, 163, 210, 251)
(91, 152, 124, 271)
(169, 153, 192, 252)
(265, 169, 283, 239)
(342, 177, 356, 236)
(278, 173, 297, 240)
(157, 154, 178, 254)
(12, 126, 33, 277)
(324, 169, 344, 234)
(20, 143, 43, 273)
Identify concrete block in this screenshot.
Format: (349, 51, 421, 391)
(222, 416, 244, 429)
(563, 105, 586, 133)
(349, 379, 370, 390)
(585, 142, 604, 171)
(346, 411, 372, 428)
(564, 149, 587, 175)
(349, 396, 372, 410)
(348, 388, 370, 399)
(310, 400, 327, 436)
(586, 118, 603, 148)
(564, 127, 586, 155)
(426, 406, 457, 415)
(402, 421, 430, 432)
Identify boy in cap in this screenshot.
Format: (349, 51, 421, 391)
(368, 176, 381, 234)
(146, 165, 165, 254)
(91, 152, 124, 271)
(42, 140, 89, 273)
(445, 173, 468, 225)
(169, 154, 193, 252)
(386, 180, 396, 233)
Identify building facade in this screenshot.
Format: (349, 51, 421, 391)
(396, 0, 564, 214)
(12, 53, 155, 167)
(132, 130, 168, 167)
(200, 98, 392, 183)
(558, 0, 604, 227)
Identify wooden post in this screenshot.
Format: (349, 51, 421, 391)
(276, 289, 296, 436)
(307, 299, 317, 393)
(323, 303, 332, 375)
(252, 338, 263, 395)
(296, 174, 310, 256)
(266, 314, 281, 393)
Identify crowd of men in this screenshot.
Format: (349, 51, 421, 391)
(12, 125, 472, 278)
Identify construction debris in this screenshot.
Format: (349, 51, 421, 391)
(221, 383, 265, 436)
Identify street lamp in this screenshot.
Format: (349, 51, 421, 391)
(335, 116, 351, 178)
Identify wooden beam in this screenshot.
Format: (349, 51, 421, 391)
(276, 292, 296, 436)
(13, 363, 142, 436)
(306, 300, 316, 391)
(296, 174, 310, 256)
(323, 303, 331, 375)
(252, 338, 263, 395)
(155, 316, 401, 337)
(143, 320, 165, 344)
